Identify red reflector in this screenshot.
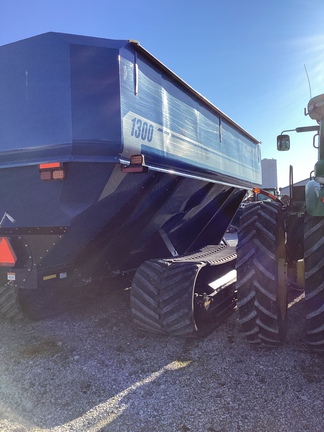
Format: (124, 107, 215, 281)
(39, 162, 61, 169)
(121, 165, 147, 173)
(40, 171, 52, 181)
(0, 238, 17, 267)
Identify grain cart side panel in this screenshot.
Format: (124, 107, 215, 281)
(120, 44, 261, 187)
(0, 33, 261, 322)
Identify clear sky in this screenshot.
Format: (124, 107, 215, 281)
(1, 0, 324, 188)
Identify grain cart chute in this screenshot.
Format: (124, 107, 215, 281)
(236, 94, 324, 351)
(0, 32, 261, 336)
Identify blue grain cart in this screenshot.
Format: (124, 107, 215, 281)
(0, 33, 261, 335)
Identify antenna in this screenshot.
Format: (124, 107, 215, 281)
(304, 64, 312, 99)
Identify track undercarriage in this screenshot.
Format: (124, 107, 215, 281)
(130, 244, 237, 337)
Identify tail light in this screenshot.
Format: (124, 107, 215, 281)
(121, 154, 148, 173)
(39, 162, 66, 181)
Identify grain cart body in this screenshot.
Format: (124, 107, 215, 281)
(0, 33, 261, 329)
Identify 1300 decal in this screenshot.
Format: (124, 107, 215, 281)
(130, 117, 154, 142)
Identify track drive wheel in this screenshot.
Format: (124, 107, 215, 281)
(236, 201, 287, 346)
(304, 214, 324, 351)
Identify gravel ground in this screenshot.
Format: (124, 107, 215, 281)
(0, 280, 323, 432)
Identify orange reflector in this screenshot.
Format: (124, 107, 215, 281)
(130, 154, 144, 165)
(39, 162, 61, 170)
(0, 237, 17, 267)
(52, 169, 65, 180)
(253, 188, 261, 194)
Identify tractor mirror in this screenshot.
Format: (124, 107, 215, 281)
(277, 134, 290, 151)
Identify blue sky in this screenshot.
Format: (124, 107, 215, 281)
(1, 0, 324, 187)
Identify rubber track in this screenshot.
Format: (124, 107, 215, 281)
(131, 260, 202, 336)
(130, 244, 237, 337)
(304, 214, 324, 351)
(0, 285, 24, 320)
(236, 202, 286, 346)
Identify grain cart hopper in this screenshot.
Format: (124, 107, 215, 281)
(0, 33, 261, 336)
(236, 94, 324, 351)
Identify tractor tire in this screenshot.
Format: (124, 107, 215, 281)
(304, 214, 324, 351)
(236, 201, 287, 346)
(0, 284, 24, 320)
